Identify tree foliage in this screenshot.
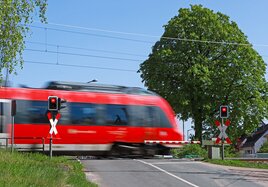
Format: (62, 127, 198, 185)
(0, 0, 47, 81)
(139, 5, 268, 142)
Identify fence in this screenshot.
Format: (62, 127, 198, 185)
(0, 137, 45, 153)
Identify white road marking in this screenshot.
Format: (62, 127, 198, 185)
(136, 159, 199, 187)
(152, 161, 202, 165)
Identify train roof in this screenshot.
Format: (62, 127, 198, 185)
(44, 81, 157, 96)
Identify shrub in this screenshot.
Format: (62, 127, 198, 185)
(224, 146, 240, 158)
(258, 141, 268, 153)
(171, 144, 207, 158)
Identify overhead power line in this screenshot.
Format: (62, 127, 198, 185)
(25, 48, 143, 62)
(30, 25, 153, 44)
(24, 60, 137, 72)
(25, 41, 268, 59)
(32, 21, 268, 47)
(25, 41, 147, 58)
(43, 22, 160, 38)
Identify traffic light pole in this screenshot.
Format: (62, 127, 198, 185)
(49, 133, 53, 158)
(221, 118, 224, 160)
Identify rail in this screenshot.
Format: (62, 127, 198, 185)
(0, 137, 45, 153)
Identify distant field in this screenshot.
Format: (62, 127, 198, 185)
(206, 159, 268, 169)
(0, 149, 97, 187)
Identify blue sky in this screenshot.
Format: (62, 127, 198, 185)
(5, 0, 268, 138)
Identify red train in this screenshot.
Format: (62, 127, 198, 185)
(0, 81, 183, 156)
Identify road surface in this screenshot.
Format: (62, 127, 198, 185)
(80, 158, 268, 187)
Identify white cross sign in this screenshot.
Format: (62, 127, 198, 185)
(215, 120, 232, 144)
(217, 125, 228, 139)
(47, 112, 61, 135)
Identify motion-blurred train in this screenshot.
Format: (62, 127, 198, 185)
(0, 81, 184, 156)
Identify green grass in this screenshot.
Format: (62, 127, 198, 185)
(0, 149, 97, 187)
(206, 159, 268, 169)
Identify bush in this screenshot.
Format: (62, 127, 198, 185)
(171, 144, 207, 158)
(224, 146, 240, 158)
(258, 141, 268, 153)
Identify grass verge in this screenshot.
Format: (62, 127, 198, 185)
(0, 149, 97, 187)
(206, 159, 268, 169)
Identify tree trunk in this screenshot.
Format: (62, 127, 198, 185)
(193, 110, 203, 141)
(194, 119, 202, 141)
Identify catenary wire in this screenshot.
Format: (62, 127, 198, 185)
(25, 41, 147, 58)
(30, 25, 154, 44)
(32, 22, 268, 47)
(25, 48, 143, 62)
(24, 60, 137, 72)
(25, 41, 268, 59)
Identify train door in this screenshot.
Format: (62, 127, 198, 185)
(127, 105, 157, 142)
(104, 104, 129, 143)
(0, 99, 11, 144)
(144, 106, 158, 140)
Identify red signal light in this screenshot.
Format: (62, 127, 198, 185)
(220, 105, 229, 118)
(51, 98, 56, 103)
(48, 96, 59, 111)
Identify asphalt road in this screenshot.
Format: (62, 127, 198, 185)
(80, 158, 268, 187)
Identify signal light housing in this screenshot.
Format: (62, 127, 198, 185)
(220, 105, 229, 118)
(48, 96, 59, 111)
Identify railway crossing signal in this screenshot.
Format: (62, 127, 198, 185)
(48, 96, 67, 111)
(220, 105, 229, 118)
(48, 96, 59, 111)
(47, 111, 60, 135)
(46, 111, 61, 159)
(214, 120, 232, 144)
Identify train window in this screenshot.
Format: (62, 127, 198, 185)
(15, 100, 48, 124)
(15, 100, 31, 124)
(30, 101, 50, 124)
(15, 100, 70, 124)
(106, 104, 128, 126)
(95, 104, 106, 125)
(58, 103, 70, 124)
(70, 103, 97, 125)
(127, 105, 148, 127)
(154, 107, 172, 128)
(146, 106, 156, 126)
(0, 102, 4, 132)
(0, 102, 3, 116)
(128, 105, 172, 128)
(0, 101, 11, 133)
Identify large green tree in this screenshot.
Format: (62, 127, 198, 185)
(139, 5, 268, 142)
(0, 0, 47, 82)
